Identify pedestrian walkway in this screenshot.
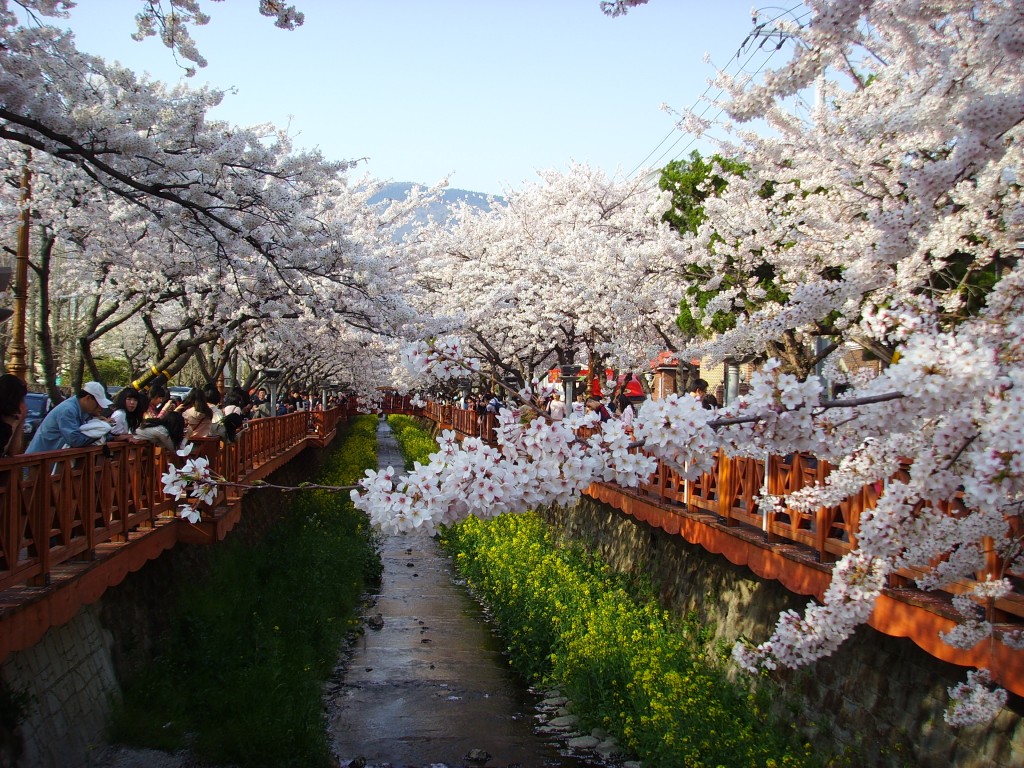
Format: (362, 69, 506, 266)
(326, 419, 595, 768)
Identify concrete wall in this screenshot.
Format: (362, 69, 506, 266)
(538, 495, 1024, 768)
(0, 603, 118, 768)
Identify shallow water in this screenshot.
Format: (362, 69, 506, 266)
(326, 421, 605, 768)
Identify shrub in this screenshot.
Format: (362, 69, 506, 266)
(91, 357, 132, 387)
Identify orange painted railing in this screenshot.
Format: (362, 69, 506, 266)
(380, 393, 420, 415)
(423, 403, 1024, 695)
(426, 401, 496, 439)
(0, 440, 174, 591)
(0, 407, 347, 594)
(0, 405, 354, 662)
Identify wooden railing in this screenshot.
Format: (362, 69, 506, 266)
(0, 440, 171, 591)
(0, 407, 347, 594)
(380, 393, 420, 415)
(425, 401, 496, 439)
(435, 404, 1018, 597)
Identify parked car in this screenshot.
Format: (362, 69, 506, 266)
(168, 386, 192, 403)
(23, 392, 52, 441)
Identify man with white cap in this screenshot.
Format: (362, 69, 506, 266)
(25, 381, 113, 454)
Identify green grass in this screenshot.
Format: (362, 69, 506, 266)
(109, 415, 383, 768)
(386, 414, 438, 471)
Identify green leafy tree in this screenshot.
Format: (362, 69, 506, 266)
(660, 151, 775, 338)
(91, 356, 131, 387)
(660, 151, 829, 379)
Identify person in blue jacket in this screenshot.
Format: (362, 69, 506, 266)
(25, 381, 112, 454)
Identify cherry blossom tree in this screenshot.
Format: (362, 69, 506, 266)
(1, 0, 444, 389)
(350, 0, 1024, 726)
(407, 164, 684, 389)
(0, 5, 361, 299)
(8, 0, 1021, 729)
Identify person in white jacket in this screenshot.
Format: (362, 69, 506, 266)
(109, 388, 148, 439)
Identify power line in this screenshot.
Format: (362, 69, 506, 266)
(626, 4, 810, 185)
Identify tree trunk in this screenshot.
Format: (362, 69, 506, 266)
(30, 233, 62, 402)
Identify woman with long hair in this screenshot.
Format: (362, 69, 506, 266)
(109, 388, 149, 438)
(179, 387, 213, 438)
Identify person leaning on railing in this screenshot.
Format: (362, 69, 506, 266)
(108, 387, 150, 441)
(179, 386, 221, 439)
(134, 410, 188, 454)
(250, 387, 271, 418)
(144, 385, 176, 420)
(24, 381, 113, 454)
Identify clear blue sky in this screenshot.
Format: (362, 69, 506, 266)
(59, 1, 791, 196)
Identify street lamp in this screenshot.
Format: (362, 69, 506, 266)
(263, 368, 283, 416)
(559, 364, 582, 408)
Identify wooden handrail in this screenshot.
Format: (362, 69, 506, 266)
(0, 407, 348, 593)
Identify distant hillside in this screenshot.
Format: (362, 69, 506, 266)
(367, 182, 502, 229)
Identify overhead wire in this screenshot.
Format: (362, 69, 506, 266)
(626, 4, 811, 186)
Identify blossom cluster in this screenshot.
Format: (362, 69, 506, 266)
(945, 670, 1008, 727)
(734, 552, 888, 672)
(161, 452, 217, 524)
(400, 338, 482, 382)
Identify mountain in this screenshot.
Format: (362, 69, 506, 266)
(367, 182, 503, 229)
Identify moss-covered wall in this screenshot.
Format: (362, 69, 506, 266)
(0, 445, 334, 768)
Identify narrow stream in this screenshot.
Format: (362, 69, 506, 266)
(326, 420, 607, 768)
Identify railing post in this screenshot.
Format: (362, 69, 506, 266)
(814, 459, 829, 562)
(30, 460, 50, 586)
(82, 450, 96, 557)
(683, 464, 690, 509)
(717, 450, 733, 523)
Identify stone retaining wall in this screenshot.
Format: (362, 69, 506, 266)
(0, 445, 333, 768)
(538, 495, 1024, 768)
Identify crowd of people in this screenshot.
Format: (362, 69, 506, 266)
(0, 373, 350, 459)
(451, 371, 719, 438)
(0, 367, 715, 460)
